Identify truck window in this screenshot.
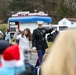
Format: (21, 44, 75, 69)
(59, 26, 68, 31)
(43, 27, 49, 30)
(52, 27, 57, 30)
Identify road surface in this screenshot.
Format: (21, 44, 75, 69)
(29, 52, 38, 66)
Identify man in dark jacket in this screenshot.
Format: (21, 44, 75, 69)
(32, 21, 53, 67)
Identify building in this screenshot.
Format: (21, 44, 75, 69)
(58, 18, 76, 27)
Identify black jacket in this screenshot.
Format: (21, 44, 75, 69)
(32, 27, 53, 50)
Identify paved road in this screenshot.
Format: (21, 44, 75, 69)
(29, 52, 38, 66)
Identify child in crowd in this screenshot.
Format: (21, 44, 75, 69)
(0, 44, 25, 75)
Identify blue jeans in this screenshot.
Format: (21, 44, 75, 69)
(35, 50, 45, 67)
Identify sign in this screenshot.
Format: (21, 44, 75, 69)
(9, 22, 19, 32)
(9, 22, 18, 26)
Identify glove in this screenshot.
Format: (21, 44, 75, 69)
(32, 47, 36, 50)
(51, 30, 56, 34)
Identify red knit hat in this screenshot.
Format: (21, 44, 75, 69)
(2, 44, 24, 67)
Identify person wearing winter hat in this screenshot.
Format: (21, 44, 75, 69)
(0, 40, 10, 68)
(0, 44, 26, 75)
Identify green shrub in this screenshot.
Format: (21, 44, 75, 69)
(0, 26, 7, 32)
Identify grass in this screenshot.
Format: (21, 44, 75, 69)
(43, 42, 53, 60)
(45, 42, 53, 53)
(48, 42, 53, 48)
(0, 24, 8, 28)
(0, 24, 8, 32)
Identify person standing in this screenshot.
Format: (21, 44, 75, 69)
(0, 31, 3, 40)
(32, 21, 53, 67)
(5, 29, 10, 43)
(14, 28, 32, 62)
(14, 29, 22, 44)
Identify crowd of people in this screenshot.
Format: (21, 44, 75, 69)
(0, 21, 55, 75)
(0, 21, 75, 75)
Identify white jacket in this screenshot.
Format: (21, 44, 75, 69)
(15, 34, 32, 61)
(16, 34, 31, 52)
(5, 32, 10, 40)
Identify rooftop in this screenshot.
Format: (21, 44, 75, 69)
(66, 18, 76, 22)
